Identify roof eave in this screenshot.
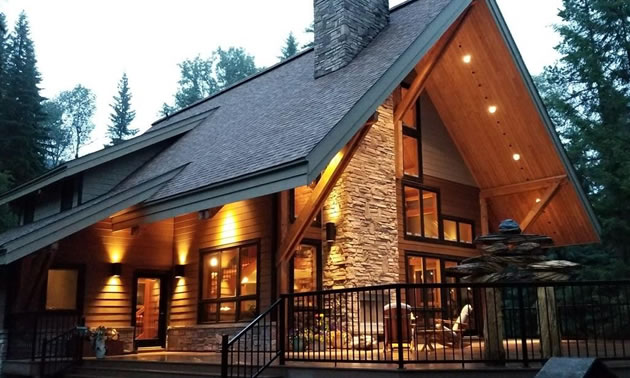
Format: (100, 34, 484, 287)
(485, 0, 602, 240)
(0, 108, 214, 207)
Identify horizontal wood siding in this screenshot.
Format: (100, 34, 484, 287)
(171, 196, 274, 327)
(421, 92, 476, 187)
(54, 218, 174, 328)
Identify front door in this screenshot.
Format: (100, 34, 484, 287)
(132, 272, 168, 348)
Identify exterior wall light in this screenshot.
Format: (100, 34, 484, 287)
(326, 222, 337, 243)
(174, 264, 186, 278)
(111, 262, 122, 277)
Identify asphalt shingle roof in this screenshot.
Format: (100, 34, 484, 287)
(123, 0, 453, 200)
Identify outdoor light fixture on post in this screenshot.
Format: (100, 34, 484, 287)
(326, 222, 337, 243)
(110, 262, 122, 277)
(174, 264, 186, 278)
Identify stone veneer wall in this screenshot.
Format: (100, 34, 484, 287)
(323, 96, 399, 289)
(314, 0, 389, 77)
(167, 324, 275, 352)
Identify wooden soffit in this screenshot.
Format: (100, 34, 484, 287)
(422, 1, 599, 246)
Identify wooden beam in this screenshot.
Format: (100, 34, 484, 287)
(480, 175, 567, 199)
(521, 178, 565, 231)
(277, 116, 377, 266)
(393, 5, 472, 124)
(480, 196, 489, 235)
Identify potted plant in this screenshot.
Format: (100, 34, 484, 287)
(89, 326, 108, 358)
(288, 330, 305, 352)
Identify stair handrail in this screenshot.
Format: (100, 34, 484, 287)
(221, 297, 284, 378)
(40, 322, 86, 377)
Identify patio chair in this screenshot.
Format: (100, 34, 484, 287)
(436, 304, 472, 348)
(383, 302, 415, 352)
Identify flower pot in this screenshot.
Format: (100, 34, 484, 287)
(93, 337, 107, 359)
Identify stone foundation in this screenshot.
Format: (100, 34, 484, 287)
(167, 323, 275, 352)
(323, 96, 399, 289)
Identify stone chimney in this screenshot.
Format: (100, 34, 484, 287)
(314, 0, 390, 78)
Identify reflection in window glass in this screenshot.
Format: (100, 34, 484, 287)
(422, 191, 439, 239)
(220, 249, 238, 298)
(403, 135, 419, 177)
(293, 245, 317, 293)
(407, 256, 424, 284)
(200, 244, 258, 323)
(240, 246, 257, 296)
(401, 88, 417, 129)
(404, 186, 421, 236)
(443, 219, 457, 242)
(46, 269, 78, 310)
(459, 223, 473, 243)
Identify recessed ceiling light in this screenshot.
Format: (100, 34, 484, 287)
(462, 54, 472, 63)
(488, 105, 497, 114)
(535, 198, 541, 203)
(512, 153, 521, 161)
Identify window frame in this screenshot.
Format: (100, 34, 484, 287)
(402, 182, 443, 241)
(197, 240, 261, 324)
(44, 264, 85, 313)
(401, 85, 423, 181)
(288, 239, 323, 295)
(441, 215, 476, 246)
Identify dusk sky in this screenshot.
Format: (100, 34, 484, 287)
(0, 0, 563, 154)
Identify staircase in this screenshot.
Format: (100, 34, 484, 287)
(65, 359, 283, 378)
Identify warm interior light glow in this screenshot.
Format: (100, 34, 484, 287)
(210, 257, 218, 267)
(488, 105, 497, 114)
(462, 54, 471, 63)
(536, 198, 542, 203)
(241, 276, 249, 284)
(512, 153, 521, 161)
(220, 306, 232, 312)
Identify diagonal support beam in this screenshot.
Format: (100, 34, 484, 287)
(521, 178, 565, 231)
(393, 5, 472, 124)
(277, 115, 377, 266)
(480, 175, 567, 199)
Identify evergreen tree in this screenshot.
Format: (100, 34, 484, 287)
(279, 32, 299, 60)
(537, 0, 630, 278)
(56, 84, 96, 159)
(0, 12, 48, 185)
(303, 23, 314, 49)
(107, 73, 137, 145)
(213, 47, 258, 89)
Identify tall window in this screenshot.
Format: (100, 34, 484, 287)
(406, 254, 459, 309)
(401, 87, 421, 178)
(199, 243, 258, 323)
(291, 242, 322, 297)
(403, 186, 439, 239)
(46, 268, 80, 311)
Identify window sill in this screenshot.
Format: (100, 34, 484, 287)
(403, 235, 475, 249)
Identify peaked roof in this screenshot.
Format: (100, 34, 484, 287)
(0, 108, 213, 206)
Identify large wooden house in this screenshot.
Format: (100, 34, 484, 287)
(0, 0, 607, 375)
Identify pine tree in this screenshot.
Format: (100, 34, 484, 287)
(279, 32, 299, 60)
(43, 99, 71, 167)
(174, 55, 216, 109)
(303, 23, 314, 49)
(537, 0, 630, 278)
(0, 12, 48, 185)
(107, 73, 137, 145)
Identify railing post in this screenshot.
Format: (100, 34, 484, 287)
(221, 334, 229, 378)
(31, 314, 38, 361)
(40, 338, 47, 377)
(279, 297, 285, 365)
(517, 286, 529, 367)
(395, 286, 404, 370)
